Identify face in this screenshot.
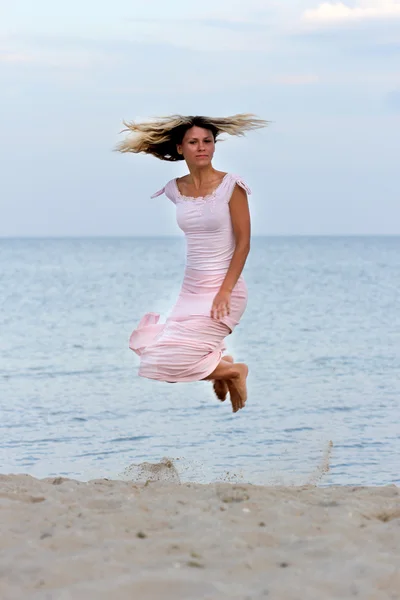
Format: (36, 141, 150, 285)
(177, 126, 215, 167)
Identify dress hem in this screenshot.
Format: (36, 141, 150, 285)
(137, 348, 224, 383)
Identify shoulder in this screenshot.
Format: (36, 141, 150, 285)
(175, 174, 190, 186)
(228, 174, 251, 195)
(150, 179, 179, 203)
(220, 173, 251, 201)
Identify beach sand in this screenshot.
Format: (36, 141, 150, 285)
(0, 471, 399, 599)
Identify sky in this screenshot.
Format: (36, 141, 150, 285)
(1, 0, 399, 236)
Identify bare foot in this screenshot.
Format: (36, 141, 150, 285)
(227, 363, 248, 413)
(212, 355, 233, 401)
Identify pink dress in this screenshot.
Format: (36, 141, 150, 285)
(129, 173, 250, 383)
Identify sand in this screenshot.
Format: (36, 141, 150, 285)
(0, 471, 399, 600)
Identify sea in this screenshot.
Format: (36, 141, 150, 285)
(1, 236, 399, 486)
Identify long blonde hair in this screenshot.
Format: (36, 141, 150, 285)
(116, 113, 268, 161)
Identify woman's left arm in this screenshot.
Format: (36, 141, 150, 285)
(211, 184, 251, 320)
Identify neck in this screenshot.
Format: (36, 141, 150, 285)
(187, 165, 217, 189)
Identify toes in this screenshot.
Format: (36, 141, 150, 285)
(231, 396, 239, 413)
(227, 383, 241, 413)
(213, 380, 227, 401)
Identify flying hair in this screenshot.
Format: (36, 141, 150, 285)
(116, 113, 268, 161)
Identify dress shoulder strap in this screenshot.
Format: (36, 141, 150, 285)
(229, 174, 251, 195)
(219, 173, 251, 203)
(150, 187, 165, 199)
(150, 179, 178, 204)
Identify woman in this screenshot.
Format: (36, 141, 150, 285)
(118, 114, 267, 413)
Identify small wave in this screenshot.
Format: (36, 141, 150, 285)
(110, 435, 152, 443)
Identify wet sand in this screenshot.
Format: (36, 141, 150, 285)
(0, 473, 399, 599)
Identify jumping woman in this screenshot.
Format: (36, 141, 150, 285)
(118, 114, 267, 413)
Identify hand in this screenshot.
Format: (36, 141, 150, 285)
(211, 289, 231, 321)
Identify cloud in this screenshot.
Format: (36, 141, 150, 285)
(0, 35, 115, 69)
(0, 51, 88, 68)
(0, 52, 34, 64)
(122, 1, 285, 52)
(274, 74, 319, 85)
(127, 15, 266, 28)
(127, 17, 268, 32)
(303, 1, 400, 24)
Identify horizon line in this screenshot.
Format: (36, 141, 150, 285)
(1, 234, 400, 240)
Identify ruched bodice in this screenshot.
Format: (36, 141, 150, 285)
(151, 174, 251, 273)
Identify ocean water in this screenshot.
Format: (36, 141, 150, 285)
(1, 236, 399, 486)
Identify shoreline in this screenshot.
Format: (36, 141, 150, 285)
(0, 473, 399, 599)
